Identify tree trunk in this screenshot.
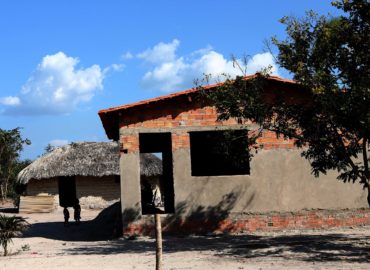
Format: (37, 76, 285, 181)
(3, 241, 8, 256)
(0, 184, 5, 201)
(155, 214, 162, 270)
(3, 180, 8, 200)
(367, 178, 370, 207)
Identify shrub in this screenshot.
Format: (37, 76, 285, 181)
(0, 214, 28, 256)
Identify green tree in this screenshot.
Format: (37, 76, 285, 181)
(0, 128, 31, 201)
(204, 0, 370, 204)
(0, 214, 28, 256)
(44, 143, 56, 154)
(9, 159, 32, 205)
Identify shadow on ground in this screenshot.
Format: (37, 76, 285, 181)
(55, 231, 369, 264)
(20, 197, 369, 264)
(23, 202, 122, 241)
(0, 207, 18, 213)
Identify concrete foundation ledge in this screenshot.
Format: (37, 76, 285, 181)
(122, 208, 370, 236)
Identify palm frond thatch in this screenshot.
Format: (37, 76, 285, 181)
(17, 142, 162, 184)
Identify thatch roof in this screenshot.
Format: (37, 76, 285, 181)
(17, 141, 162, 184)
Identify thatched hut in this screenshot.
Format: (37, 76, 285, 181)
(17, 141, 162, 213)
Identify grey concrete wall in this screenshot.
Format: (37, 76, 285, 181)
(119, 152, 142, 221)
(172, 149, 368, 215)
(117, 129, 367, 219)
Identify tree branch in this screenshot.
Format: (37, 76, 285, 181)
(363, 137, 369, 180)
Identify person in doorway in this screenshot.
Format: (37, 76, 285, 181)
(63, 207, 70, 226)
(141, 181, 154, 213)
(73, 199, 81, 225)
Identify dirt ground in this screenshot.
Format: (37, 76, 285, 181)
(0, 204, 369, 270)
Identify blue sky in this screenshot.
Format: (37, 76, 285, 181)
(0, 1, 341, 160)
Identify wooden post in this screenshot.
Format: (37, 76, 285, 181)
(155, 213, 162, 270)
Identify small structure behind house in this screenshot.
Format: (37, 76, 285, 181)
(17, 142, 162, 213)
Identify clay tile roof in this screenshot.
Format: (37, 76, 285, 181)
(98, 74, 297, 140)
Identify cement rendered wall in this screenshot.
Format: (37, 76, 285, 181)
(172, 148, 367, 214)
(119, 152, 142, 225)
(118, 145, 367, 215)
(118, 130, 369, 234)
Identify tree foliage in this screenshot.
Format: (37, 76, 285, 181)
(204, 0, 370, 204)
(44, 143, 56, 155)
(0, 128, 31, 201)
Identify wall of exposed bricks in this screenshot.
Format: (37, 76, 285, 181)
(171, 133, 191, 151)
(120, 134, 139, 153)
(256, 131, 295, 150)
(119, 96, 295, 153)
(122, 208, 370, 236)
(119, 103, 226, 129)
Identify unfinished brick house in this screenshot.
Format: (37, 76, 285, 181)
(99, 74, 369, 235)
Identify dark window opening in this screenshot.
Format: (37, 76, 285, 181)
(189, 130, 250, 176)
(139, 133, 174, 215)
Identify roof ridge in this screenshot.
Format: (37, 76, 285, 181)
(98, 74, 296, 115)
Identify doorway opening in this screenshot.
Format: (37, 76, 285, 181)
(58, 176, 76, 208)
(139, 133, 174, 215)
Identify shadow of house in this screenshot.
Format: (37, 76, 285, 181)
(21, 199, 368, 265)
(218, 232, 370, 264)
(163, 192, 247, 235)
(23, 202, 123, 241)
(50, 229, 370, 265)
(121, 190, 250, 236)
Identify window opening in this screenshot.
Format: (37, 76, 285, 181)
(189, 130, 250, 176)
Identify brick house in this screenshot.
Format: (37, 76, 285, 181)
(99, 74, 369, 235)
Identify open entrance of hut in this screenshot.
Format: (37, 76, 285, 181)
(139, 132, 174, 214)
(58, 176, 76, 207)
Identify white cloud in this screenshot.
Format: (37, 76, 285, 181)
(49, 139, 69, 147)
(1, 52, 106, 115)
(121, 52, 133, 60)
(137, 39, 180, 64)
(111, 64, 124, 71)
(246, 53, 278, 75)
(103, 63, 124, 73)
(0, 96, 20, 106)
(137, 40, 279, 92)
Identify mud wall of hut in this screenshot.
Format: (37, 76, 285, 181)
(26, 175, 120, 209)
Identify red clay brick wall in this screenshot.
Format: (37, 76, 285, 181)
(119, 101, 237, 129)
(123, 209, 370, 236)
(120, 134, 139, 153)
(119, 97, 295, 151)
(256, 131, 295, 150)
(171, 133, 190, 151)
(218, 209, 370, 233)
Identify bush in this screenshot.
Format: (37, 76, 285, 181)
(0, 214, 28, 256)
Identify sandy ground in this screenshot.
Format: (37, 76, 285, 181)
(0, 205, 369, 270)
